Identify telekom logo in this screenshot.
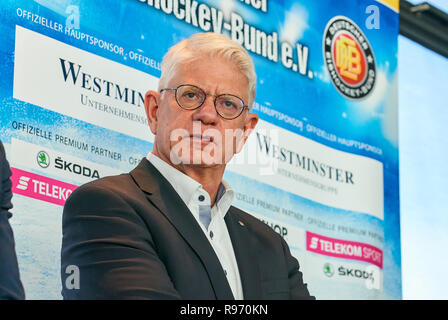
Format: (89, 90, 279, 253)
(16, 176, 30, 190)
(309, 236, 319, 250)
(306, 231, 383, 269)
(10, 167, 78, 206)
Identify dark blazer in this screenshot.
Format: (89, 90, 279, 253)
(61, 158, 314, 300)
(0, 141, 25, 300)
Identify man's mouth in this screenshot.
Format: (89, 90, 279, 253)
(189, 134, 214, 142)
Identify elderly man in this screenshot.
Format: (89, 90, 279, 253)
(61, 32, 314, 300)
(0, 140, 25, 300)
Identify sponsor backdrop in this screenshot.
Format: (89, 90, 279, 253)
(0, 0, 401, 299)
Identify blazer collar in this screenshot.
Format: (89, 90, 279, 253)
(130, 158, 234, 300)
(225, 208, 262, 300)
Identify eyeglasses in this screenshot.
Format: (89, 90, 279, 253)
(160, 84, 249, 120)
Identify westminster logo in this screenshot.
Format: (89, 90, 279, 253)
(37, 150, 50, 168)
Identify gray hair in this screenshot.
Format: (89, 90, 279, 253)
(158, 32, 257, 109)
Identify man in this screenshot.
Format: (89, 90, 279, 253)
(61, 32, 314, 300)
(0, 140, 25, 299)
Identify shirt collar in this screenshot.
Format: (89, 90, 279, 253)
(216, 180, 234, 218)
(146, 152, 234, 214)
(147, 152, 201, 206)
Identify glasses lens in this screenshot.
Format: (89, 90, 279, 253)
(176, 85, 205, 109)
(215, 95, 244, 119)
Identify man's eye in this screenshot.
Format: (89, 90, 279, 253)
(184, 92, 197, 99)
(223, 100, 237, 108)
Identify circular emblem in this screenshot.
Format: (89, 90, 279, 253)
(323, 16, 376, 100)
(37, 150, 50, 168)
(323, 263, 334, 277)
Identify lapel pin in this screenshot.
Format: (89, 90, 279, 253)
(238, 220, 245, 226)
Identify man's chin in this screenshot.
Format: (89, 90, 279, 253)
(168, 151, 227, 167)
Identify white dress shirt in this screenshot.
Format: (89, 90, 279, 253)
(146, 153, 244, 300)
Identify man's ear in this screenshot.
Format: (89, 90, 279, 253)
(244, 111, 259, 133)
(236, 111, 259, 153)
(145, 90, 160, 135)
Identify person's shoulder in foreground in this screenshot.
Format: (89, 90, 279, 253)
(0, 141, 25, 300)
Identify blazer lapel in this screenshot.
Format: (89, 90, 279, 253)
(130, 159, 234, 300)
(225, 207, 262, 300)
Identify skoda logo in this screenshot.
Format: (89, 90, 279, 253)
(37, 150, 50, 168)
(323, 263, 334, 277)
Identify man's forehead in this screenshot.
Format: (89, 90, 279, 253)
(177, 56, 236, 72)
(168, 57, 248, 92)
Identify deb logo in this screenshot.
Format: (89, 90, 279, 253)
(323, 16, 376, 100)
(37, 150, 50, 168)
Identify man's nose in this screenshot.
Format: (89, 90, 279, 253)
(191, 95, 219, 124)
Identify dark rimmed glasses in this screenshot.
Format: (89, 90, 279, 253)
(160, 84, 249, 120)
